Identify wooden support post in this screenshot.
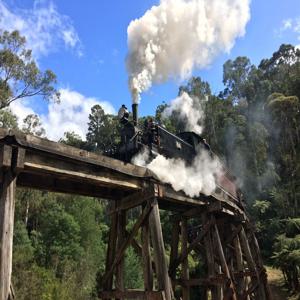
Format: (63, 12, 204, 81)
(215, 265, 223, 300)
(202, 215, 218, 300)
(0, 145, 22, 300)
(102, 201, 152, 286)
(213, 222, 237, 300)
(149, 198, 172, 300)
(116, 210, 126, 295)
(103, 201, 118, 295)
(169, 218, 180, 291)
(142, 211, 153, 291)
(181, 218, 189, 300)
(232, 232, 246, 297)
(239, 227, 262, 300)
(249, 231, 272, 300)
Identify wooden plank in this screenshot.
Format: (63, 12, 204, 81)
(213, 222, 237, 300)
(23, 151, 143, 190)
(99, 290, 165, 300)
(169, 218, 180, 289)
(0, 145, 12, 170)
(176, 277, 226, 287)
(142, 214, 153, 291)
(181, 218, 189, 300)
(202, 214, 218, 300)
(224, 224, 242, 246)
(102, 201, 153, 285)
(0, 169, 16, 300)
(149, 198, 172, 300)
(116, 210, 126, 296)
(0, 129, 154, 179)
(115, 187, 155, 212)
(11, 147, 25, 174)
(17, 172, 127, 200)
(103, 202, 118, 292)
(249, 231, 271, 300)
(239, 227, 261, 299)
(232, 231, 246, 297)
(169, 219, 212, 274)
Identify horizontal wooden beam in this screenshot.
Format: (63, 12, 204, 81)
(114, 186, 156, 212)
(0, 128, 153, 179)
(23, 150, 145, 191)
(175, 275, 227, 287)
(99, 289, 165, 300)
(17, 172, 128, 199)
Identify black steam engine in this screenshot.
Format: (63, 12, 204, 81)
(115, 104, 209, 163)
(113, 103, 241, 203)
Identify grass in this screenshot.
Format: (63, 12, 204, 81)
(266, 266, 300, 300)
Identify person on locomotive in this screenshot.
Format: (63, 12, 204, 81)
(118, 104, 129, 124)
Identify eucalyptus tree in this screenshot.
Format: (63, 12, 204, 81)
(0, 30, 60, 109)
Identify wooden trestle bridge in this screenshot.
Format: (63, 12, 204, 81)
(0, 129, 272, 300)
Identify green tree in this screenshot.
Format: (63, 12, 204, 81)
(0, 30, 60, 109)
(59, 131, 86, 149)
(22, 114, 45, 137)
(86, 104, 120, 152)
(0, 108, 18, 128)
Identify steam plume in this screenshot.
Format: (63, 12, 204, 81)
(133, 91, 221, 197)
(133, 147, 222, 197)
(162, 92, 205, 134)
(127, 0, 250, 102)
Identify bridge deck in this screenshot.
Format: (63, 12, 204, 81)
(0, 128, 245, 217)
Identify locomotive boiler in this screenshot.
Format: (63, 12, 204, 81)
(113, 103, 242, 205)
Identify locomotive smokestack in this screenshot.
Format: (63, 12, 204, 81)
(132, 103, 138, 126)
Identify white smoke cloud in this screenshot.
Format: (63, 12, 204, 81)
(127, 0, 251, 102)
(133, 146, 222, 197)
(10, 89, 115, 141)
(132, 90, 219, 196)
(162, 92, 206, 134)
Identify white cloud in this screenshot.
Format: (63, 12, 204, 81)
(10, 89, 115, 141)
(277, 17, 300, 41)
(10, 100, 35, 126)
(0, 0, 82, 58)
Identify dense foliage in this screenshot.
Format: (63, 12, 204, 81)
(1, 30, 299, 297)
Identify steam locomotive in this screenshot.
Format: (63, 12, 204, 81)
(112, 103, 241, 204)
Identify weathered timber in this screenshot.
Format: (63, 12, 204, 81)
(169, 218, 180, 290)
(0, 129, 153, 179)
(181, 218, 189, 300)
(149, 198, 172, 300)
(0, 145, 18, 300)
(116, 209, 126, 295)
(213, 222, 237, 300)
(239, 227, 263, 299)
(114, 187, 156, 212)
(102, 201, 153, 285)
(202, 214, 218, 300)
(142, 213, 153, 291)
(99, 289, 165, 300)
(103, 201, 118, 293)
(232, 231, 246, 297)
(0, 170, 16, 300)
(169, 218, 212, 274)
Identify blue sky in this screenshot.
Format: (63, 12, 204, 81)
(1, 0, 300, 140)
